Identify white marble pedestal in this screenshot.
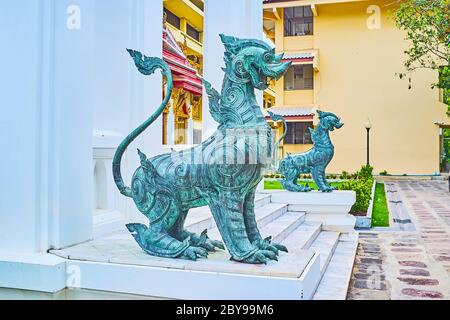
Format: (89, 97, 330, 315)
(50, 231, 321, 300)
(43, 190, 359, 300)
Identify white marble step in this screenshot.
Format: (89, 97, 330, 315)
(312, 240, 358, 300)
(207, 211, 305, 244)
(281, 221, 322, 250)
(185, 194, 273, 234)
(259, 211, 306, 244)
(254, 193, 272, 209)
(185, 206, 215, 234)
(306, 231, 340, 275)
(253, 203, 288, 229)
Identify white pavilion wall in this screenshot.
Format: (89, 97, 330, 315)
(202, 0, 263, 139)
(91, 0, 164, 229)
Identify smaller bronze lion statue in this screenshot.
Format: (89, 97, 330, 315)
(278, 110, 344, 192)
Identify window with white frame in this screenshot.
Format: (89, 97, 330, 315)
(284, 6, 314, 36)
(284, 121, 313, 144)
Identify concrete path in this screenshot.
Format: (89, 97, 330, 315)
(347, 180, 450, 300)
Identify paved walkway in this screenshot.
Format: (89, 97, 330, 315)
(347, 180, 450, 300)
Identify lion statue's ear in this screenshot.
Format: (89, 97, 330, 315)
(317, 110, 324, 119)
(220, 34, 239, 54)
(219, 34, 273, 55)
(220, 34, 236, 46)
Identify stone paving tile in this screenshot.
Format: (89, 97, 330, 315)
(399, 269, 430, 276)
(347, 181, 450, 300)
(401, 288, 444, 299)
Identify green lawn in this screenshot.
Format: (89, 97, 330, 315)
(264, 179, 342, 190)
(371, 183, 390, 227)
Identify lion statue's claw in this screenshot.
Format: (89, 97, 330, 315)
(180, 246, 209, 261)
(241, 249, 281, 264)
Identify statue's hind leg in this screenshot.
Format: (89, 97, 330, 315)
(207, 190, 277, 264)
(312, 167, 334, 192)
(321, 167, 337, 191)
(281, 168, 312, 192)
(127, 223, 208, 260)
(169, 210, 224, 252)
(243, 187, 288, 255)
(129, 191, 209, 260)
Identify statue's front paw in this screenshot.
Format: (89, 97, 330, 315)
(198, 238, 224, 252)
(255, 237, 288, 255)
(271, 242, 288, 253)
(297, 185, 313, 192)
(179, 246, 208, 261)
(320, 186, 334, 192)
(241, 249, 279, 264)
(190, 229, 225, 252)
(284, 183, 312, 193)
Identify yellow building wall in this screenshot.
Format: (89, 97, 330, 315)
(284, 36, 314, 52)
(274, 72, 315, 106)
(274, 76, 284, 106)
(284, 90, 314, 105)
(274, 0, 448, 174)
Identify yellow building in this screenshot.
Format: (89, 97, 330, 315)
(162, 0, 204, 146)
(263, 0, 449, 175)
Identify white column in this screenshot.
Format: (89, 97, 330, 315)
(202, 0, 263, 139)
(0, 1, 45, 254)
(0, 0, 95, 292)
(0, 0, 95, 253)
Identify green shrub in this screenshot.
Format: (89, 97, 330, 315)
(358, 164, 374, 180)
(340, 171, 350, 180)
(379, 170, 388, 176)
(338, 165, 374, 213)
(338, 177, 373, 213)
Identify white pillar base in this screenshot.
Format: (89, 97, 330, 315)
(0, 252, 66, 293)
